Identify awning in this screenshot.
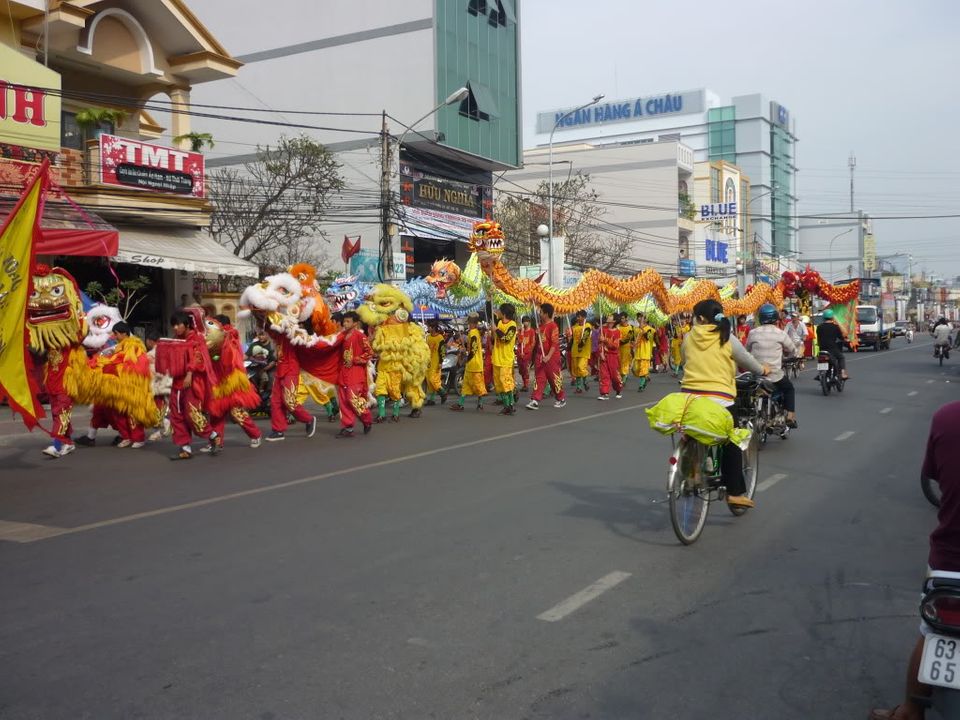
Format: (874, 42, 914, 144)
(0, 189, 119, 257)
(113, 226, 259, 278)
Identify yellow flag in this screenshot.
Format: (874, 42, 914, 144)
(0, 162, 47, 428)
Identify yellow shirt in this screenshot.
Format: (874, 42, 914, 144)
(426, 333, 444, 372)
(618, 324, 635, 356)
(492, 320, 517, 367)
(680, 324, 736, 398)
(571, 322, 593, 359)
(465, 328, 483, 373)
(634, 325, 655, 360)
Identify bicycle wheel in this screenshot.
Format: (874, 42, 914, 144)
(667, 437, 710, 545)
(729, 429, 760, 517)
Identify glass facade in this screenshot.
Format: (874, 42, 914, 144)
(770, 124, 795, 255)
(434, 0, 521, 167)
(708, 106, 736, 162)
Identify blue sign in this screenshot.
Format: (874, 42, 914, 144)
(678, 259, 697, 277)
(536, 90, 704, 133)
(705, 239, 729, 264)
(700, 202, 738, 221)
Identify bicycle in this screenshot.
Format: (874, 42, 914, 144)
(666, 417, 760, 545)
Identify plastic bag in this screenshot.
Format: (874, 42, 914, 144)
(646, 392, 753, 450)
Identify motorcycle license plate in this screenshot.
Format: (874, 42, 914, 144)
(816, 363, 829, 371)
(919, 633, 960, 689)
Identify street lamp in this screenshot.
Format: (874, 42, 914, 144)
(396, 87, 470, 150)
(828, 228, 854, 283)
(547, 93, 604, 286)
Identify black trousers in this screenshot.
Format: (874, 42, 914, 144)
(773, 376, 795, 412)
(721, 405, 746, 496)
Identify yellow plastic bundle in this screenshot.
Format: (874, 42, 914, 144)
(646, 392, 752, 450)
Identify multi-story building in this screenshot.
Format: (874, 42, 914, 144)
(797, 211, 873, 285)
(532, 89, 798, 262)
(201, 0, 522, 280)
(0, 0, 253, 330)
(692, 159, 750, 285)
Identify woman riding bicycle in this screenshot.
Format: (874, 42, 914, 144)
(681, 299, 769, 509)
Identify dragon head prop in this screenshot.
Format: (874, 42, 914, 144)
(27, 264, 85, 353)
(83, 304, 123, 350)
(202, 314, 227, 356)
(238, 272, 309, 332)
(424, 259, 461, 299)
(325, 274, 362, 312)
(468, 220, 505, 256)
(358, 284, 413, 327)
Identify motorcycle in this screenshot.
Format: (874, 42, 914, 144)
(750, 374, 790, 446)
(935, 344, 950, 367)
(441, 348, 463, 399)
(917, 570, 960, 719)
(816, 350, 845, 396)
(245, 360, 273, 416)
(907, 328, 914, 344)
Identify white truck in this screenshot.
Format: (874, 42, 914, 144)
(856, 304, 891, 351)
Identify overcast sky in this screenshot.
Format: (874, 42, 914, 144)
(189, 0, 960, 279)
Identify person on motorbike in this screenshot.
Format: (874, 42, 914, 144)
(746, 304, 800, 428)
(681, 299, 770, 509)
(785, 313, 808, 349)
(246, 329, 276, 396)
(870, 400, 960, 720)
(815, 309, 849, 380)
(932, 317, 952, 357)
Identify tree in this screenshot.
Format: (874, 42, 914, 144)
(208, 135, 344, 265)
(84, 275, 151, 320)
(495, 171, 633, 275)
(173, 131, 215, 153)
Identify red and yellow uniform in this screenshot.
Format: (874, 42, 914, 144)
(461, 327, 487, 398)
(493, 318, 517, 401)
(531, 320, 566, 403)
(617, 322, 635, 379)
(425, 330, 444, 397)
(598, 325, 623, 396)
(157, 330, 216, 447)
(570, 321, 593, 380)
(516, 326, 535, 390)
(269, 328, 313, 432)
(337, 327, 374, 430)
(670, 322, 690, 369)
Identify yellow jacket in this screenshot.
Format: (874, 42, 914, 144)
(680, 324, 736, 399)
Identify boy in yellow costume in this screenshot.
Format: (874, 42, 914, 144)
(424, 320, 446, 405)
(492, 303, 518, 415)
(617, 312, 635, 387)
(632, 312, 656, 392)
(570, 310, 593, 393)
(450, 313, 486, 411)
(670, 315, 691, 374)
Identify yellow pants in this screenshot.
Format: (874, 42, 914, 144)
(462, 370, 487, 397)
(426, 366, 442, 393)
(375, 369, 402, 401)
(619, 352, 632, 377)
(670, 339, 683, 366)
(571, 355, 590, 379)
(297, 378, 332, 406)
(493, 365, 515, 394)
(632, 358, 651, 377)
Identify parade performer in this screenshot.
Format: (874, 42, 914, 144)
(358, 284, 430, 422)
(598, 315, 623, 400)
(335, 310, 374, 437)
(483, 324, 494, 392)
(25, 264, 88, 458)
(617, 312, 635, 386)
(516, 315, 535, 392)
(145, 330, 172, 442)
(670, 315, 690, 373)
(156, 309, 220, 460)
(451, 313, 486, 412)
(493, 303, 518, 415)
(206, 315, 263, 449)
(73, 321, 153, 449)
(570, 310, 593, 394)
(633, 312, 656, 392)
(424, 320, 446, 406)
(526, 303, 566, 410)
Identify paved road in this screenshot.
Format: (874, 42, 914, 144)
(0, 337, 956, 719)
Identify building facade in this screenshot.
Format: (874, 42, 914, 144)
(692, 159, 750, 284)
(201, 0, 522, 281)
(0, 0, 255, 331)
(533, 89, 798, 263)
(797, 211, 873, 285)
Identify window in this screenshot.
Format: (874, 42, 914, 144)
(467, 0, 487, 16)
(459, 82, 498, 122)
(708, 106, 736, 162)
(710, 167, 721, 203)
(488, 0, 516, 26)
(61, 111, 82, 150)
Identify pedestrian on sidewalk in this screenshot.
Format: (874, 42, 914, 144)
(527, 303, 566, 410)
(493, 303, 518, 415)
(335, 311, 374, 438)
(451, 313, 486, 412)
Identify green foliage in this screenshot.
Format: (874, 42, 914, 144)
(74, 107, 128, 129)
(84, 275, 151, 321)
(678, 193, 696, 220)
(173, 132, 215, 153)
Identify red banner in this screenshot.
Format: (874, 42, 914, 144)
(341, 235, 361, 264)
(99, 134, 205, 198)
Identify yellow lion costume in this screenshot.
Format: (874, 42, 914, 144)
(358, 284, 430, 422)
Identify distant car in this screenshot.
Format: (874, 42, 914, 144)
(892, 320, 910, 337)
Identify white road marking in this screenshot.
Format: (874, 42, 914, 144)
(880, 407, 893, 414)
(908, 391, 918, 397)
(0, 520, 67, 543)
(5, 402, 657, 543)
(757, 473, 788, 493)
(835, 431, 856, 442)
(927, 379, 935, 384)
(536, 571, 632, 622)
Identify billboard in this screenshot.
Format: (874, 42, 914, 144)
(99, 134, 205, 197)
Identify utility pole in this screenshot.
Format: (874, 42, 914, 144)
(379, 111, 392, 282)
(848, 151, 856, 213)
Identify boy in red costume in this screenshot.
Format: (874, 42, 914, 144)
(335, 310, 374, 438)
(265, 324, 317, 442)
(207, 315, 263, 449)
(526, 303, 566, 410)
(598, 314, 623, 400)
(516, 315, 535, 392)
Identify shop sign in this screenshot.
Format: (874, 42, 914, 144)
(699, 202, 737, 221)
(0, 43, 62, 152)
(400, 163, 491, 218)
(678, 258, 697, 277)
(770, 101, 790, 128)
(536, 89, 705, 133)
(99, 134, 205, 197)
